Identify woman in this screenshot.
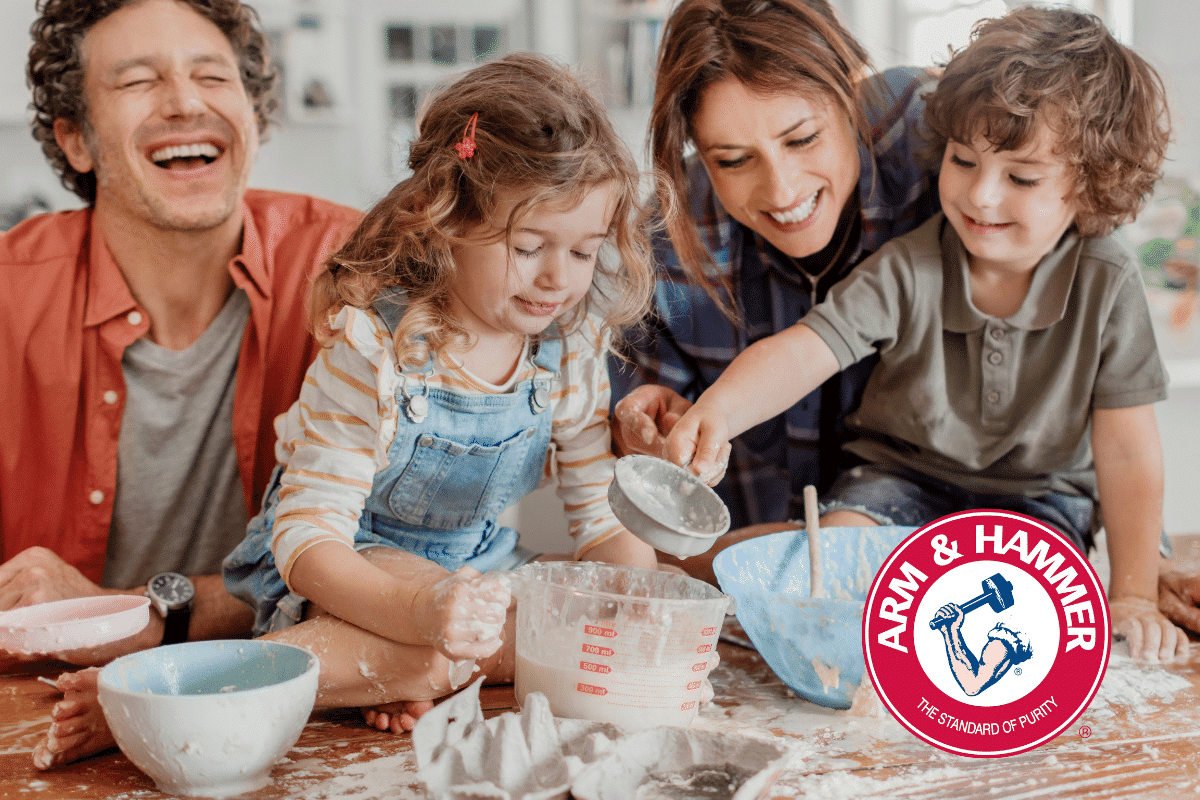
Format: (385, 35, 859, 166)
(611, 0, 942, 579)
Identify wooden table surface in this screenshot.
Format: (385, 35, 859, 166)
(4, 536, 1200, 800)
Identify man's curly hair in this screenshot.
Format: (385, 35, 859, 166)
(28, 0, 277, 204)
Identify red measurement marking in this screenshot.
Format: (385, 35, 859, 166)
(579, 661, 611, 674)
(686, 681, 702, 691)
(582, 643, 614, 657)
(691, 662, 708, 672)
(696, 643, 712, 653)
(702, 627, 718, 636)
(680, 701, 696, 711)
(584, 625, 617, 638)
(577, 683, 607, 696)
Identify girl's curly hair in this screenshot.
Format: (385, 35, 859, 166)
(924, 5, 1171, 237)
(28, 0, 276, 204)
(310, 52, 661, 370)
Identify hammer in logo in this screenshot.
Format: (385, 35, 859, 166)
(929, 573, 1015, 629)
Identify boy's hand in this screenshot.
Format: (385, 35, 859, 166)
(664, 405, 732, 487)
(1110, 596, 1189, 661)
(415, 566, 510, 661)
(1158, 569, 1200, 634)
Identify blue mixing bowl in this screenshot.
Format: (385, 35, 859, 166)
(712, 526, 915, 709)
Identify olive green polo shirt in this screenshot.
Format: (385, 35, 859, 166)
(802, 213, 1167, 500)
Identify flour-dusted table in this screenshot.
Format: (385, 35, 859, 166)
(3, 535, 1199, 800)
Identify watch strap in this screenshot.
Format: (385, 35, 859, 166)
(161, 604, 191, 646)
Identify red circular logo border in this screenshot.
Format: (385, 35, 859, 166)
(862, 510, 1110, 757)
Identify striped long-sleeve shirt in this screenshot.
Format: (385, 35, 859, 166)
(269, 304, 626, 586)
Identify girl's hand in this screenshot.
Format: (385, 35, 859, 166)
(415, 567, 510, 661)
(1110, 596, 1189, 661)
(663, 405, 731, 487)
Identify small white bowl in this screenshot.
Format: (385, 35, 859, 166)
(0, 595, 150, 654)
(608, 455, 731, 558)
(98, 640, 319, 798)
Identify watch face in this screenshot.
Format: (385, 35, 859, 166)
(149, 573, 195, 606)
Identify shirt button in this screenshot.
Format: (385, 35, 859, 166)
(987, 391, 1001, 404)
(990, 328, 1005, 340)
(88, 489, 105, 505)
(103, 390, 119, 405)
(420, 435, 433, 447)
(988, 351, 1003, 365)
(127, 311, 144, 326)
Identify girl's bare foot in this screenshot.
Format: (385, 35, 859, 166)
(362, 699, 435, 733)
(32, 668, 118, 770)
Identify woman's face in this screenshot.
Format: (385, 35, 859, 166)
(689, 78, 861, 259)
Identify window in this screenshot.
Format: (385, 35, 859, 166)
(389, 84, 417, 121)
(386, 25, 414, 62)
(473, 26, 503, 62)
(430, 25, 457, 65)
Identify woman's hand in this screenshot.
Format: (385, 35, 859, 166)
(414, 567, 511, 661)
(612, 385, 693, 460)
(1111, 595, 1189, 661)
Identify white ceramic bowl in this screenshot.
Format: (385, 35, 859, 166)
(0, 595, 150, 654)
(98, 640, 319, 798)
(607, 455, 731, 558)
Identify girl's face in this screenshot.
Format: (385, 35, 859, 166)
(689, 77, 861, 259)
(448, 183, 618, 346)
(938, 124, 1078, 277)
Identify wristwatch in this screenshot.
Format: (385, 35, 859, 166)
(145, 572, 195, 646)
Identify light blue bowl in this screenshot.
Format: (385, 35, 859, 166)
(713, 526, 914, 709)
(98, 640, 319, 798)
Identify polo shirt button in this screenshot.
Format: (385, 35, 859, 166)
(127, 311, 143, 326)
(987, 391, 1001, 404)
(88, 489, 105, 505)
(103, 390, 119, 405)
(987, 351, 1003, 365)
(990, 328, 1005, 340)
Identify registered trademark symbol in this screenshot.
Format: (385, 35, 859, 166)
(1079, 725, 1092, 739)
(1014, 667, 1022, 676)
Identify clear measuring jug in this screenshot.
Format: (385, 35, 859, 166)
(508, 562, 732, 729)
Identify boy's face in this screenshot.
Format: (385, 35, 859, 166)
(938, 124, 1078, 277)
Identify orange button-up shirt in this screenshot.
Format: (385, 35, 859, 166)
(0, 189, 360, 584)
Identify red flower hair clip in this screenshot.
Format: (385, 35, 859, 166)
(455, 112, 479, 159)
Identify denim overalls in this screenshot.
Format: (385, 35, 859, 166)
(224, 295, 559, 636)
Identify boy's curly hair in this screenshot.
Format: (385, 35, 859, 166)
(28, 0, 276, 204)
(311, 52, 659, 369)
(924, 5, 1171, 237)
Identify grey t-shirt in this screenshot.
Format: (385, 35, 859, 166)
(802, 213, 1167, 501)
(102, 289, 250, 589)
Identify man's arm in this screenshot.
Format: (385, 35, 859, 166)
(0, 546, 253, 666)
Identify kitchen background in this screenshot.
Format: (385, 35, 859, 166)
(1, 0, 1196, 550)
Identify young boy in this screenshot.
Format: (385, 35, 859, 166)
(666, 5, 1187, 660)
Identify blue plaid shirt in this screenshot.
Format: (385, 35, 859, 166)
(612, 67, 942, 529)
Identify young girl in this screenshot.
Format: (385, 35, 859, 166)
(34, 52, 661, 768)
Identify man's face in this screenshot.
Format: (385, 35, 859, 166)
(56, 0, 259, 231)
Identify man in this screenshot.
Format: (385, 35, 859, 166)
(0, 0, 358, 683)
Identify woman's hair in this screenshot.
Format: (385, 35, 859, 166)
(650, 0, 872, 303)
(28, 0, 276, 204)
(924, 5, 1171, 237)
(313, 52, 657, 369)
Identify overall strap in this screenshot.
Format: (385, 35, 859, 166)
(530, 323, 563, 375)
